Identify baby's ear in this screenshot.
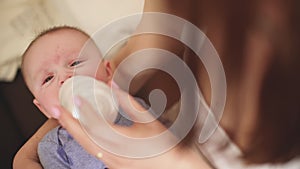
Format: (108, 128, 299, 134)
(33, 99, 51, 118)
(103, 60, 113, 79)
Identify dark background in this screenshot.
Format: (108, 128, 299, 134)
(0, 70, 46, 169)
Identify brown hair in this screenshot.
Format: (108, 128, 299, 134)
(242, 0, 300, 163)
(221, 0, 300, 163)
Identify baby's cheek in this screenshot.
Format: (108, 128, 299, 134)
(41, 92, 60, 111)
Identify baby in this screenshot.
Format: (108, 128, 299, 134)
(21, 26, 136, 169)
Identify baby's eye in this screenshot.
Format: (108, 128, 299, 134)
(42, 75, 53, 85)
(70, 60, 83, 67)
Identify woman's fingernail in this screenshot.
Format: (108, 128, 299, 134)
(111, 80, 119, 89)
(51, 107, 61, 119)
(74, 96, 82, 107)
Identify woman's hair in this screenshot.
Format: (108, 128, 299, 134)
(222, 0, 300, 163)
(244, 1, 300, 163)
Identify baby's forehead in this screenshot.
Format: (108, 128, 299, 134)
(24, 30, 86, 73)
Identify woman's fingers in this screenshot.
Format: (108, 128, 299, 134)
(109, 81, 168, 138)
(110, 80, 163, 126)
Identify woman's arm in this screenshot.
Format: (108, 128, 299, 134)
(110, 0, 193, 94)
(50, 83, 212, 169)
(13, 118, 59, 169)
(112, 0, 193, 65)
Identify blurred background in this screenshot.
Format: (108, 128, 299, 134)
(0, 0, 143, 168)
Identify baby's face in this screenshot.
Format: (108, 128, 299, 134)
(23, 29, 111, 116)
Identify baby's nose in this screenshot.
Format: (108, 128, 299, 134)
(60, 75, 72, 85)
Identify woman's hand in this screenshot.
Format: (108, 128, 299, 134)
(49, 82, 211, 169)
(49, 82, 173, 168)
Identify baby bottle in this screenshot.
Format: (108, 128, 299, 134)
(59, 75, 118, 123)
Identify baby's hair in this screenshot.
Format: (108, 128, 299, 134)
(21, 25, 90, 83)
